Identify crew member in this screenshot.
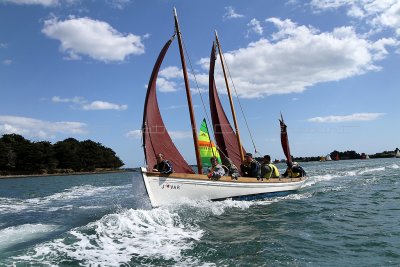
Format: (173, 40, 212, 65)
(240, 153, 260, 178)
(152, 153, 173, 174)
(260, 155, 280, 179)
(282, 161, 306, 178)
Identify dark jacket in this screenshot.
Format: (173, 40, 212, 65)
(240, 160, 260, 178)
(153, 160, 173, 174)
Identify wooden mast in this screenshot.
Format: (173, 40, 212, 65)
(173, 8, 203, 174)
(214, 30, 245, 162)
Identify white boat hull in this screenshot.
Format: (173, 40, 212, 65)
(139, 167, 307, 207)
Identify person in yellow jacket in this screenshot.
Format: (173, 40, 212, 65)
(282, 161, 306, 178)
(260, 155, 280, 180)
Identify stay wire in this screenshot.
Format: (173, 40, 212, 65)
(181, 36, 217, 159)
(220, 51, 259, 156)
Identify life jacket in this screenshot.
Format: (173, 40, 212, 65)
(268, 164, 280, 178)
(287, 167, 301, 178)
(262, 163, 280, 178)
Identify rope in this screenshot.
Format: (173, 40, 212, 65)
(180, 35, 241, 165)
(181, 36, 217, 159)
(220, 51, 259, 155)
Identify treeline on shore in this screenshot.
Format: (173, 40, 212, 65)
(0, 134, 124, 176)
(289, 149, 400, 162)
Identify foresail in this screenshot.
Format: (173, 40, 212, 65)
(279, 114, 292, 163)
(198, 119, 221, 167)
(209, 43, 245, 170)
(142, 38, 194, 174)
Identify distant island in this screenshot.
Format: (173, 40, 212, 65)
(0, 134, 124, 176)
(257, 148, 400, 163)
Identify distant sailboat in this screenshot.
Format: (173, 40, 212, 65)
(395, 148, 400, 158)
(333, 153, 340, 161)
(361, 153, 370, 160)
(326, 154, 332, 161)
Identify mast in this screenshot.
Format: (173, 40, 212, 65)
(214, 30, 245, 162)
(173, 8, 203, 174)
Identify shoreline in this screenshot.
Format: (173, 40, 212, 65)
(0, 169, 133, 180)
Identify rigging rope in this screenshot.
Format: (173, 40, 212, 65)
(181, 36, 217, 159)
(220, 51, 259, 156)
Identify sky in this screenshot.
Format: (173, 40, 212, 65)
(1, 0, 399, 167)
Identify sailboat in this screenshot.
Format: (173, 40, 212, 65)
(395, 148, 400, 158)
(326, 154, 332, 161)
(139, 9, 307, 208)
(198, 118, 221, 167)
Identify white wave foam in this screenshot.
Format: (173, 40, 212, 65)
(273, 192, 313, 202)
(358, 167, 385, 175)
(0, 224, 59, 251)
(0, 184, 128, 214)
(171, 198, 254, 216)
(304, 174, 339, 187)
(344, 171, 357, 177)
(388, 164, 399, 169)
(14, 208, 204, 266)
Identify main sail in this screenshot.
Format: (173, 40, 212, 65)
(142, 38, 194, 174)
(198, 118, 221, 167)
(209, 43, 245, 170)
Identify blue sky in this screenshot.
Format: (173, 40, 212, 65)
(1, 0, 399, 167)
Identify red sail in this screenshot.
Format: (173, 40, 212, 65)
(279, 114, 292, 163)
(142, 39, 194, 174)
(209, 43, 245, 169)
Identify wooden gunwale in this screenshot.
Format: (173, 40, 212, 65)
(145, 171, 305, 183)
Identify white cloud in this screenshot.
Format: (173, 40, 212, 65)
(169, 131, 192, 139)
(159, 66, 182, 79)
(82, 101, 128, 111)
(307, 112, 385, 123)
(2, 59, 12, 65)
(52, 96, 85, 104)
(3, 0, 58, 6)
(247, 18, 263, 36)
(52, 96, 127, 111)
(42, 16, 145, 62)
(223, 6, 244, 20)
(167, 105, 187, 109)
(196, 18, 397, 98)
(0, 43, 8, 48)
(126, 129, 142, 139)
(106, 0, 132, 9)
(156, 77, 179, 92)
(0, 115, 87, 139)
(310, 0, 400, 35)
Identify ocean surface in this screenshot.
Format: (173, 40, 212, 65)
(0, 158, 399, 266)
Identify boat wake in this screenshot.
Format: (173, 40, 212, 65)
(0, 224, 60, 252)
(0, 184, 129, 214)
(12, 207, 205, 266)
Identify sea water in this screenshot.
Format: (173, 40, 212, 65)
(0, 158, 399, 266)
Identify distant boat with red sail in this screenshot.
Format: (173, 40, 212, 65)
(139, 9, 307, 207)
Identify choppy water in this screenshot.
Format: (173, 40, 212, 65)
(0, 158, 399, 266)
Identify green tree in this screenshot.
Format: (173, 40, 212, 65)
(54, 138, 81, 171)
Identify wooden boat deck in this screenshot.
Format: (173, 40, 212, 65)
(145, 171, 305, 183)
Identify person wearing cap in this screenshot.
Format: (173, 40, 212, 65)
(260, 155, 280, 179)
(152, 153, 173, 174)
(282, 161, 306, 178)
(222, 157, 240, 180)
(240, 153, 260, 178)
(207, 156, 225, 180)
